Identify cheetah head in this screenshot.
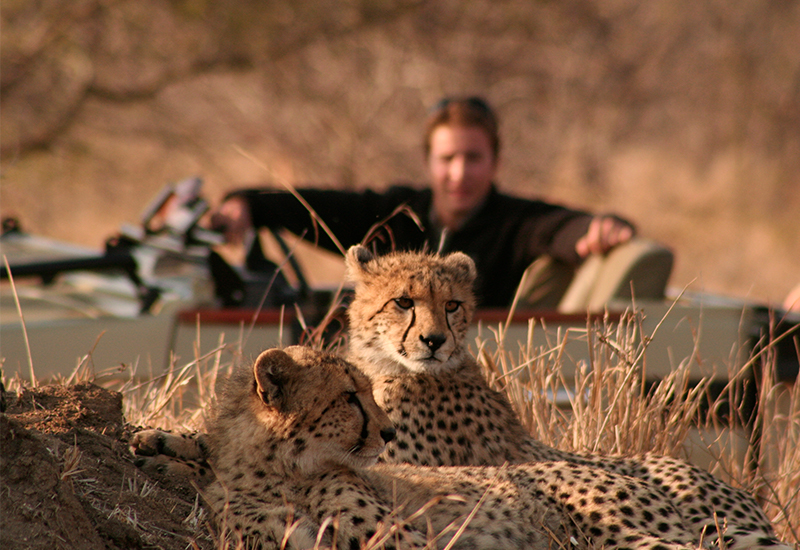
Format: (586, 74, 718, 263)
(213, 346, 396, 474)
(345, 245, 477, 377)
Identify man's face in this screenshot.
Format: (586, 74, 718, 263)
(427, 124, 497, 227)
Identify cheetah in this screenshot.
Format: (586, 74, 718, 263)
(344, 244, 792, 550)
(203, 345, 703, 550)
(132, 246, 791, 549)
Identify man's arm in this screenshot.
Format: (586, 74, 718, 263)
(517, 201, 635, 266)
(210, 186, 426, 255)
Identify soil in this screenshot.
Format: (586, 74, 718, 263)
(0, 383, 214, 550)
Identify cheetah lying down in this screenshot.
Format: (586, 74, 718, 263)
(133, 246, 792, 549)
(203, 346, 709, 550)
(343, 245, 792, 550)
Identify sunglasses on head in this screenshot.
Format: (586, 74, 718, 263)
(429, 96, 494, 115)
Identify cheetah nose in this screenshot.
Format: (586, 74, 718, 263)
(380, 427, 396, 444)
(420, 334, 446, 352)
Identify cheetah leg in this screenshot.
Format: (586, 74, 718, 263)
(130, 429, 214, 484)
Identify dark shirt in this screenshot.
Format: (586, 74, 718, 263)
(230, 184, 617, 308)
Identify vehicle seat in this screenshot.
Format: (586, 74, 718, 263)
(520, 238, 674, 313)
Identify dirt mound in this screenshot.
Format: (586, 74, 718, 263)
(0, 383, 213, 550)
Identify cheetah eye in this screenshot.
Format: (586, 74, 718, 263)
(344, 391, 359, 404)
(445, 300, 461, 313)
(394, 297, 414, 310)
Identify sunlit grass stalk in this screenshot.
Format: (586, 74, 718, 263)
(110, 301, 799, 548)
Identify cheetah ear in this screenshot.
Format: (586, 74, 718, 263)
(444, 252, 477, 286)
(345, 244, 375, 281)
(253, 348, 295, 410)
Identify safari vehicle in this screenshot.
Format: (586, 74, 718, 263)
(1, 178, 305, 381)
(2, 178, 797, 393)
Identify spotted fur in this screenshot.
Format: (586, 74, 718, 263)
(206, 346, 706, 550)
(132, 246, 792, 550)
(344, 245, 792, 550)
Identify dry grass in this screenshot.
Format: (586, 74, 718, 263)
(8, 303, 793, 548)
(477, 310, 706, 458)
(475, 308, 800, 545)
(104, 305, 800, 548)
(118, 340, 231, 433)
(750, 356, 800, 543)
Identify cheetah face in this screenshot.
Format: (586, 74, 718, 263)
(345, 246, 477, 377)
(246, 347, 396, 472)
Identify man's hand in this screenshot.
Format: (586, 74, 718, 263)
(209, 196, 252, 245)
(784, 283, 800, 312)
(575, 216, 634, 258)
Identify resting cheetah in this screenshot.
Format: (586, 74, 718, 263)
(132, 246, 791, 549)
(344, 245, 791, 550)
(204, 345, 704, 550)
